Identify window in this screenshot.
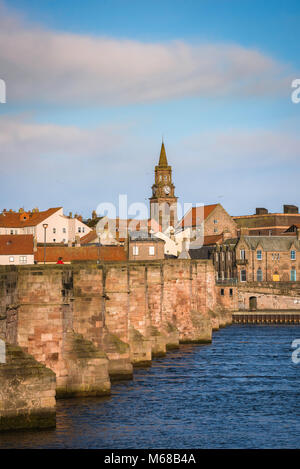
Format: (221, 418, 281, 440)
(291, 269, 297, 281)
(220, 288, 224, 296)
(62, 239, 66, 243)
(291, 250, 296, 260)
(214, 228, 218, 233)
(53, 228, 56, 233)
(214, 219, 218, 224)
(82, 227, 85, 233)
(240, 249, 245, 260)
(272, 253, 280, 261)
(215, 252, 219, 262)
(19, 256, 27, 264)
(9, 256, 14, 263)
(78, 227, 81, 233)
(149, 246, 155, 256)
(63, 227, 66, 233)
(257, 250, 262, 260)
(240, 269, 247, 282)
(133, 246, 139, 256)
(10, 229, 13, 235)
(53, 238, 56, 242)
(229, 288, 233, 297)
(257, 268, 263, 282)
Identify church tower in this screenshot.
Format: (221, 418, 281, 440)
(150, 141, 178, 231)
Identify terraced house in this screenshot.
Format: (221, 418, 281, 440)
(235, 233, 300, 283)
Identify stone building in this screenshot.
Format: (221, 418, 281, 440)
(235, 233, 300, 283)
(180, 203, 237, 239)
(233, 205, 300, 236)
(128, 231, 165, 261)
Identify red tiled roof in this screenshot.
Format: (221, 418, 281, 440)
(203, 234, 223, 246)
(0, 208, 61, 228)
(80, 230, 98, 244)
(180, 204, 218, 228)
(35, 245, 127, 262)
(0, 235, 34, 255)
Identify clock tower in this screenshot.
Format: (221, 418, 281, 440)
(150, 141, 178, 231)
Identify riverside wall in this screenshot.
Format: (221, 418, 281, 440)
(0, 260, 235, 431)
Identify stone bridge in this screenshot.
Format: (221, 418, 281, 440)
(0, 260, 236, 431)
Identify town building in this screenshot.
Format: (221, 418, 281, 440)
(233, 205, 300, 236)
(149, 142, 178, 232)
(0, 207, 91, 244)
(235, 233, 300, 283)
(0, 235, 34, 265)
(180, 203, 237, 239)
(128, 231, 165, 261)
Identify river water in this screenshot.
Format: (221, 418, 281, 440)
(1, 324, 300, 449)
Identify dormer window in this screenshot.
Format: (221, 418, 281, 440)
(291, 250, 296, 260)
(257, 250, 262, 260)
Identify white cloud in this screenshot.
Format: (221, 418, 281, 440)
(177, 129, 300, 170)
(0, 2, 292, 106)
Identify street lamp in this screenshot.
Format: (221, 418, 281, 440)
(43, 223, 48, 264)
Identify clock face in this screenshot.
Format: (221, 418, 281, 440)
(164, 185, 171, 195)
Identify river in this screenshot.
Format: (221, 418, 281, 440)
(1, 324, 300, 449)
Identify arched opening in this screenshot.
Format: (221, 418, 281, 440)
(249, 296, 257, 311)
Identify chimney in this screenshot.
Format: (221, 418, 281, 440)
(240, 227, 249, 237)
(284, 204, 299, 214)
(75, 235, 80, 247)
(256, 208, 268, 215)
(92, 210, 97, 220)
(77, 215, 83, 222)
(69, 212, 72, 218)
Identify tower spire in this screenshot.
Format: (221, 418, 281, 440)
(158, 141, 168, 167)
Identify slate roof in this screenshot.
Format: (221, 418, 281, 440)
(243, 236, 300, 251)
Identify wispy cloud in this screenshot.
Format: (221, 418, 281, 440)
(0, 2, 292, 106)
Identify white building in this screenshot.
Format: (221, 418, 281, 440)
(0, 207, 91, 244)
(0, 235, 34, 265)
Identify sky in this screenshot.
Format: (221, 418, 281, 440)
(0, 0, 300, 219)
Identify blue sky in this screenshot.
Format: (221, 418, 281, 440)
(0, 0, 300, 218)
